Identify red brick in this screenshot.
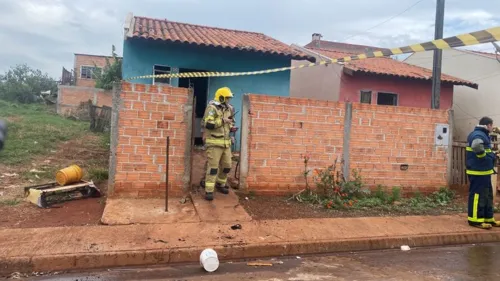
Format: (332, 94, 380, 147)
(157, 121, 169, 129)
(134, 84, 146, 92)
(163, 113, 175, 120)
(139, 93, 152, 102)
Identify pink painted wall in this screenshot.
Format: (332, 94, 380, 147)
(339, 73, 454, 109)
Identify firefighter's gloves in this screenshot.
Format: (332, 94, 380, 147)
(230, 126, 239, 133)
(471, 138, 485, 155)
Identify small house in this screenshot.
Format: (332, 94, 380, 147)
(290, 34, 477, 109)
(121, 13, 314, 148)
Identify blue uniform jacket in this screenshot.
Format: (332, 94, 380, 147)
(466, 126, 496, 175)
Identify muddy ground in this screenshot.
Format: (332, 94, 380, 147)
(0, 134, 109, 229)
(238, 194, 471, 220)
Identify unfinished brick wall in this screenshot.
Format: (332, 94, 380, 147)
(244, 95, 345, 195)
(110, 82, 190, 198)
(57, 85, 112, 115)
(349, 103, 448, 193)
(241, 94, 450, 195)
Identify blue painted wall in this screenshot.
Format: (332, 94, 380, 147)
(122, 38, 293, 150)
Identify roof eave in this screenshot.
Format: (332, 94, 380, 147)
(346, 68, 478, 89)
(129, 36, 315, 62)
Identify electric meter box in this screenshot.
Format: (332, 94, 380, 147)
(435, 124, 449, 146)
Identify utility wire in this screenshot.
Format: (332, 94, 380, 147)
(342, 0, 427, 42)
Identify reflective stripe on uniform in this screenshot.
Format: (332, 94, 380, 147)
(485, 218, 497, 223)
(216, 178, 227, 185)
(205, 139, 231, 146)
(466, 169, 494, 175)
(473, 193, 479, 220)
(466, 146, 492, 153)
(468, 217, 485, 223)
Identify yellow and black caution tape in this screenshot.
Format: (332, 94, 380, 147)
(125, 26, 500, 81)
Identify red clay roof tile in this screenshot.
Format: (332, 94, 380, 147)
(129, 16, 313, 61)
(308, 47, 478, 89)
(304, 40, 389, 53)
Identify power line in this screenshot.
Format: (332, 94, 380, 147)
(453, 103, 479, 121)
(453, 102, 500, 121)
(342, 0, 427, 42)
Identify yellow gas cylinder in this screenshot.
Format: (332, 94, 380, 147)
(56, 165, 83, 186)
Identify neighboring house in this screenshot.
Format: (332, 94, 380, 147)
(57, 53, 120, 115)
(304, 33, 390, 53)
(405, 48, 500, 141)
(73, 54, 122, 87)
(290, 35, 477, 109)
(121, 13, 314, 148)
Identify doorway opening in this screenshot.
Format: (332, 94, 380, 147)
(178, 68, 209, 146)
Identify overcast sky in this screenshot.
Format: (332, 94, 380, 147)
(0, 0, 498, 79)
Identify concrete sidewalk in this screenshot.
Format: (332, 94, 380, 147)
(2, 214, 500, 275)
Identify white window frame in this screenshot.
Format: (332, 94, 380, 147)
(80, 65, 101, 80)
(153, 65, 171, 85)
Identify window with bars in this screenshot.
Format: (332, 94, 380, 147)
(377, 92, 398, 106)
(153, 65, 171, 85)
(80, 66, 101, 79)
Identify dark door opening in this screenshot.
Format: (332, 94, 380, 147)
(178, 68, 209, 146)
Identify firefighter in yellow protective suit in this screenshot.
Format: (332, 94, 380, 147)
(201, 87, 236, 201)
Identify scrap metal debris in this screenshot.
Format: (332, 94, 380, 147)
(231, 224, 242, 230)
(24, 181, 101, 208)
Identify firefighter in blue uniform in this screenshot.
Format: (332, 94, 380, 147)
(466, 117, 500, 229)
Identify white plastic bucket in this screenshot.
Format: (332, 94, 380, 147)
(200, 248, 219, 272)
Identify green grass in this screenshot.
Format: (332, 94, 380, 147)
(0, 100, 89, 165)
(88, 167, 109, 181)
(0, 199, 21, 206)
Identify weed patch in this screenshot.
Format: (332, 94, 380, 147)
(292, 155, 465, 216)
(0, 101, 89, 165)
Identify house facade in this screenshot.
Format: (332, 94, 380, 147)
(73, 54, 120, 87)
(405, 48, 500, 141)
(290, 36, 477, 109)
(121, 13, 314, 149)
(57, 53, 119, 115)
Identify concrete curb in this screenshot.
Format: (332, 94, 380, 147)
(2, 230, 500, 275)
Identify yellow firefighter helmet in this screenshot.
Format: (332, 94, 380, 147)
(214, 87, 234, 103)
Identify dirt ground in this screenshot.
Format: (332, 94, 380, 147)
(0, 198, 105, 229)
(238, 193, 473, 220)
(0, 134, 109, 229)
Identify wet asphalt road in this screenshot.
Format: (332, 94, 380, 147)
(24, 243, 500, 281)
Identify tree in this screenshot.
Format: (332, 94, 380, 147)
(94, 45, 122, 90)
(0, 64, 58, 103)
